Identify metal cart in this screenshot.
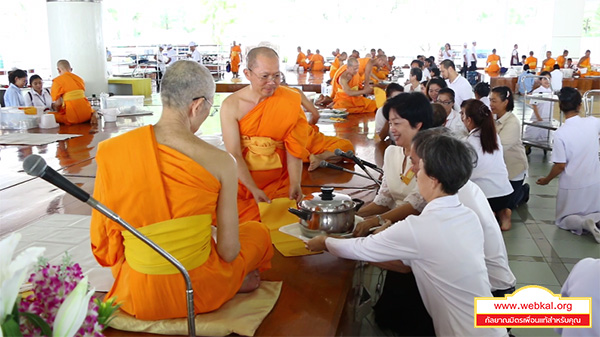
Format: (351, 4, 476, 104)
(520, 74, 560, 154)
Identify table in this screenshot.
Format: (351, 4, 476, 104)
(108, 78, 152, 97)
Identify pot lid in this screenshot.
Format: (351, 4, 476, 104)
(298, 187, 354, 213)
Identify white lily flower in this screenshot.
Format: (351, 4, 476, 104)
(0, 233, 45, 324)
(53, 276, 94, 337)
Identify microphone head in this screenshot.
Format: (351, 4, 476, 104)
(334, 148, 345, 156)
(346, 150, 355, 157)
(319, 160, 329, 168)
(23, 155, 47, 177)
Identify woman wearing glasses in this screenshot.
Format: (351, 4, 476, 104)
(436, 87, 467, 138)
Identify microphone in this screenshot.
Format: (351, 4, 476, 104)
(22, 155, 197, 336)
(334, 149, 383, 174)
(334, 149, 381, 187)
(319, 161, 382, 184)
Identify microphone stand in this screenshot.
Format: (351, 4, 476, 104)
(320, 161, 382, 184)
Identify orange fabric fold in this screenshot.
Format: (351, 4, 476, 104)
(296, 52, 308, 69)
(486, 54, 501, 73)
(302, 124, 354, 162)
(310, 54, 325, 72)
(525, 56, 538, 70)
(90, 125, 273, 320)
(230, 45, 242, 73)
(332, 64, 377, 113)
(50, 72, 92, 125)
(237, 87, 309, 223)
(556, 55, 566, 68)
(542, 58, 556, 72)
(329, 56, 341, 79)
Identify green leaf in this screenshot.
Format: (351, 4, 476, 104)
(94, 296, 123, 330)
(1, 318, 23, 337)
(21, 312, 52, 336)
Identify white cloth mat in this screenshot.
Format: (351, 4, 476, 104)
(0, 133, 82, 146)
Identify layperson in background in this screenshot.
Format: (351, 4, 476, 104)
(4, 69, 27, 107)
(375, 83, 404, 142)
(469, 41, 478, 71)
(440, 59, 474, 109)
(90, 60, 273, 320)
(165, 44, 177, 67)
(441, 43, 453, 61)
(189, 41, 202, 63)
(403, 67, 423, 93)
(221, 47, 308, 223)
(556, 50, 568, 68)
(537, 87, 600, 243)
(565, 58, 577, 70)
(50, 60, 92, 125)
(354, 92, 433, 234)
(474, 82, 491, 109)
(551, 64, 563, 93)
(516, 64, 534, 95)
(461, 42, 469, 77)
(425, 77, 447, 103)
(510, 44, 520, 66)
(462, 99, 514, 231)
(307, 133, 508, 337)
(436, 87, 468, 138)
(524, 71, 554, 145)
(24, 75, 53, 111)
(491, 86, 530, 209)
(431, 103, 447, 127)
(331, 57, 377, 113)
(155, 45, 167, 93)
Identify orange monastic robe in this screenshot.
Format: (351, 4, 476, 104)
(237, 87, 309, 222)
(90, 125, 273, 320)
(230, 45, 242, 73)
(302, 124, 353, 162)
(370, 66, 389, 84)
(556, 55, 566, 68)
(296, 52, 308, 69)
(50, 72, 92, 125)
(358, 58, 370, 81)
(525, 56, 538, 70)
(310, 54, 325, 72)
(486, 54, 501, 73)
(542, 58, 556, 72)
(332, 65, 377, 113)
(579, 57, 591, 70)
(329, 56, 341, 79)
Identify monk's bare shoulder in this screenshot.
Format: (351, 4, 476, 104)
(188, 137, 236, 180)
(221, 86, 255, 120)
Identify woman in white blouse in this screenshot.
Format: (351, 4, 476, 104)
(355, 92, 433, 235)
(24, 75, 53, 111)
(462, 99, 514, 231)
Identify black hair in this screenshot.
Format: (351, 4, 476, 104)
(382, 92, 433, 129)
(567, 58, 573, 62)
(410, 59, 424, 68)
(29, 74, 42, 84)
(558, 87, 582, 113)
(385, 82, 404, 98)
(410, 67, 423, 81)
(490, 86, 515, 112)
(440, 59, 455, 70)
(425, 78, 447, 101)
(523, 64, 530, 71)
(462, 99, 498, 154)
(9, 69, 27, 84)
(430, 68, 440, 78)
(431, 103, 447, 127)
(540, 71, 551, 77)
(474, 82, 490, 98)
(437, 87, 455, 102)
(553, 64, 560, 70)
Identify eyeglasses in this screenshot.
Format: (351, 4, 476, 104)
(437, 100, 454, 105)
(247, 69, 282, 83)
(193, 96, 218, 116)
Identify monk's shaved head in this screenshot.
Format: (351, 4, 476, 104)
(57, 59, 71, 71)
(347, 57, 359, 67)
(161, 60, 215, 112)
(247, 47, 279, 70)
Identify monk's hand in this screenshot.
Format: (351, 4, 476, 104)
(353, 217, 379, 237)
(252, 189, 271, 204)
(309, 113, 320, 125)
(289, 184, 303, 203)
(305, 235, 327, 252)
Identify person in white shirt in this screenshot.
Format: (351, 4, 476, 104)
(436, 87, 468, 138)
(474, 82, 491, 109)
(155, 45, 167, 92)
(188, 41, 202, 63)
(424, 77, 446, 103)
(555, 258, 600, 337)
(511, 44, 520, 66)
(537, 87, 600, 243)
(403, 67, 423, 93)
(24, 75, 53, 111)
(550, 64, 563, 93)
(374, 83, 403, 142)
(440, 59, 474, 110)
(461, 42, 469, 76)
(165, 44, 177, 67)
(524, 71, 554, 144)
(462, 99, 514, 231)
(470, 41, 478, 71)
(307, 134, 508, 337)
(441, 42, 453, 61)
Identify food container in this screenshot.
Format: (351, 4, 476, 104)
(0, 107, 39, 130)
(104, 95, 144, 113)
(288, 187, 364, 238)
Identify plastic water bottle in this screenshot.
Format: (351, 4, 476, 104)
(100, 92, 109, 109)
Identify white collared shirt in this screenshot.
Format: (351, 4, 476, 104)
(445, 109, 468, 139)
(466, 129, 513, 198)
(24, 88, 53, 111)
(326, 195, 507, 337)
(446, 75, 474, 109)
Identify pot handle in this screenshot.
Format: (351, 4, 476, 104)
(288, 208, 312, 221)
(352, 198, 365, 212)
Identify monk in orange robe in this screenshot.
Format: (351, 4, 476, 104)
(329, 52, 347, 80)
(296, 46, 309, 70)
(90, 60, 273, 320)
(358, 55, 388, 84)
(485, 49, 501, 75)
(221, 47, 308, 223)
(309, 49, 325, 72)
(50, 60, 92, 125)
(230, 41, 242, 78)
(541, 51, 556, 72)
(525, 51, 538, 70)
(556, 50, 568, 68)
(332, 57, 377, 113)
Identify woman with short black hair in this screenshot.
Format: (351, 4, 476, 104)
(5, 69, 27, 107)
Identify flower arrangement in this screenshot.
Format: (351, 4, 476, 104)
(0, 233, 120, 337)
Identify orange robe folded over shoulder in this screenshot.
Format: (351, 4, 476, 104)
(542, 58, 555, 72)
(90, 125, 273, 320)
(303, 124, 353, 162)
(310, 54, 325, 72)
(556, 55, 566, 68)
(230, 45, 242, 73)
(50, 72, 92, 125)
(332, 65, 377, 113)
(525, 56, 538, 70)
(486, 54, 501, 73)
(329, 56, 341, 79)
(296, 52, 308, 69)
(237, 86, 309, 223)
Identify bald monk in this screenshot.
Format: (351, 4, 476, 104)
(50, 59, 93, 125)
(359, 55, 388, 85)
(541, 51, 556, 72)
(525, 51, 538, 70)
(577, 50, 593, 72)
(332, 57, 377, 113)
(329, 52, 348, 80)
(306, 49, 314, 63)
(309, 49, 325, 72)
(296, 46, 309, 70)
(90, 60, 273, 321)
(556, 50, 568, 68)
(230, 41, 242, 78)
(485, 49, 501, 74)
(221, 47, 309, 223)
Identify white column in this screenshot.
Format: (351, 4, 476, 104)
(47, 0, 107, 96)
(551, 0, 585, 56)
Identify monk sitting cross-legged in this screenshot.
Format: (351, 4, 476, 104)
(90, 60, 273, 321)
(221, 47, 309, 223)
(296, 46, 309, 71)
(332, 57, 377, 113)
(50, 59, 93, 125)
(309, 49, 325, 72)
(329, 52, 347, 80)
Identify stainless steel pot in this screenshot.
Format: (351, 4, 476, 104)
(288, 187, 364, 238)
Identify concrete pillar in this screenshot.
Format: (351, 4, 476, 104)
(551, 0, 585, 57)
(47, 0, 107, 96)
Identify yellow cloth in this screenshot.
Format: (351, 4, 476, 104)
(109, 281, 282, 336)
(121, 215, 212, 275)
(63, 89, 85, 102)
(374, 87, 386, 108)
(241, 136, 285, 171)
